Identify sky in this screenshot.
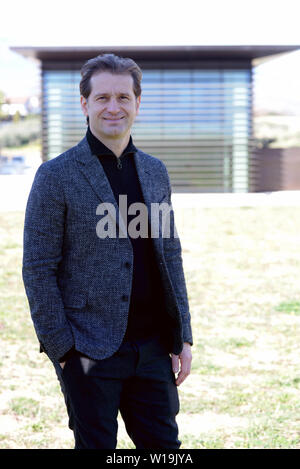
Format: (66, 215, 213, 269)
(1, 0, 300, 113)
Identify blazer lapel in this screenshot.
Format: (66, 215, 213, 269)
(134, 149, 168, 247)
(74, 136, 127, 237)
(134, 149, 167, 207)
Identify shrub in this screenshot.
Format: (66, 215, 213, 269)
(0, 116, 41, 148)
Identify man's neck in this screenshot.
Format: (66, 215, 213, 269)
(90, 126, 130, 158)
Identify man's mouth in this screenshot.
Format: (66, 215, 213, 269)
(103, 117, 124, 121)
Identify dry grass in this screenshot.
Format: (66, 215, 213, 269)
(0, 206, 300, 448)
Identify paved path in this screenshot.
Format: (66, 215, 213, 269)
(1, 173, 300, 212)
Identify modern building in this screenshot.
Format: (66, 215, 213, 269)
(11, 45, 300, 192)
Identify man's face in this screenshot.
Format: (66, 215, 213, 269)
(81, 72, 141, 141)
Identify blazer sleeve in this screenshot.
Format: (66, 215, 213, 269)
(22, 163, 74, 362)
(161, 164, 193, 346)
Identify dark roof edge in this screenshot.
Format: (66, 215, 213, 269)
(10, 45, 300, 62)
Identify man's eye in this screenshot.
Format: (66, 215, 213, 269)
(120, 96, 129, 100)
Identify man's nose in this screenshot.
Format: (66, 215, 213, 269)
(107, 98, 120, 113)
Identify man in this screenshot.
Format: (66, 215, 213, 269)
(22, 53, 193, 449)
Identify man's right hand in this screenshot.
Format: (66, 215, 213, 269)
(59, 346, 76, 368)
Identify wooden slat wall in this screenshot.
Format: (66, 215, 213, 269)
(251, 148, 300, 191)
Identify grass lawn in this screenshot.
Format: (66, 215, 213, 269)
(0, 206, 300, 449)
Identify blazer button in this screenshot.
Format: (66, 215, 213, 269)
(125, 262, 131, 269)
(122, 295, 129, 302)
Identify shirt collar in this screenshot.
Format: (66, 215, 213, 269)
(86, 125, 137, 158)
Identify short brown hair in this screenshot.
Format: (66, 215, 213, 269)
(80, 53, 142, 99)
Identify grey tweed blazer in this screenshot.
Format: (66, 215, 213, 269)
(22, 136, 193, 362)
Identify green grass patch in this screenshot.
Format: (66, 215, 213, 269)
(9, 397, 40, 418)
(275, 301, 300, 315)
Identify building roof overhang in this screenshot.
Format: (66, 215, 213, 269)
(10, 45, 300, 64)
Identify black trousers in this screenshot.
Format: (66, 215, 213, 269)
(53, 333, 181, 449)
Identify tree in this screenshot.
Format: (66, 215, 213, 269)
(0, 90, 9, 121)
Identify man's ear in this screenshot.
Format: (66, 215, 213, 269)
(80, 95, 88, 117)
(136, 95, 141, 115)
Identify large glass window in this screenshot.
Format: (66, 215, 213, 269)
(43, 67, 251, 192)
